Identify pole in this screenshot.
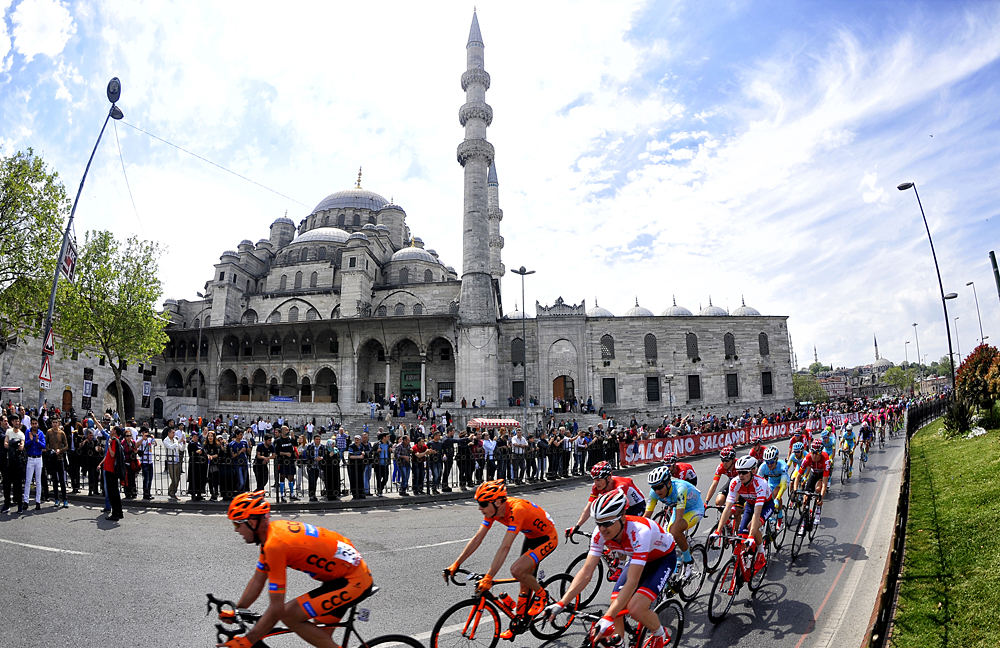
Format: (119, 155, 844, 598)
(991, 251, 1000, 308)
(913, 323, 921, 383)
(37, 109, 116, 411)
(904, 341, 909, 364)
(968, 281, 984, 344)
(954, 316, 961, 362)
(521, 278, 527, 434)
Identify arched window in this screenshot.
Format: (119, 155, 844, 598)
(279, 275, 287, 291)
(246, 279, 252, 293)
(323, 215, 330, 226)
(368, 215, 376, 224)
(759, 332, 770, 356)
(424, 269, 433, 283)
(294, 271, 303, 289)
(193, 318, 200, 329)
(310, 272, 318, 288)
(352, 214, 361, 226)
(600, 334, 615, 360)
(724, 332, 736, 358)
(644, 333, 657, 361)
(399, 268, 409, 284)
(317, 247, 326, 261)
(331, 305, 340, 319)
(337, 214, 345, 227)
(267, 311, 281, 323)
(376, 305, 387, 317)
(203, 316, 211, 327)
(241, 310, 258, 324)
(413, 304, 423, 315)
(288, 306, 299, 322)
(300, 248, 309, 262)
(394, 303, 405, 316)
(306, 308, 319, 321)
(449, 301, 460, 314)
(511, 337, 525, 365)
(686, 332, 699, 359)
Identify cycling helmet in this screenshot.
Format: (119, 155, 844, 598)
(792, 442, 805, 453)
(662, 452, 678, 466)
(647, 466, 671, 487)
(590, 461, 613, 480)
(826, 418, 834, 426)
(591, 490, 628, 523)
(845, 423, 853, 431)
(475, 479, 507, 503)
(720, 446, 736, 461)
(228, 491, 270, 521)
(810, 439, 824, 452)
(735, 455, 758, 471)
(763, 446, 779, 462)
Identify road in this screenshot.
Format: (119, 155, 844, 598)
(0, 435, 904, 648)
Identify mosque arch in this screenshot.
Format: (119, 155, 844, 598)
(219, 369, 238, 400)
(759, 332, 770, 356)
(600, 334, 615, 360)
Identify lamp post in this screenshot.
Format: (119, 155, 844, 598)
(966, 281, 985, 345)
(510, 266, 535, 435)
(954, 316, 961, 363)
(37, 78, 124, 411)
(899, 182, 957, 391)
(905, 340, 910, 364)
(195, 291, 208, 422)
(912, 323, 921, 382)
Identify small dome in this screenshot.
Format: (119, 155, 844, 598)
(699, 297, 728, 317)
(347, 232, 369, 242)
(164, 298, 177, 306)
(256, 239, 273, 248)
(311, 188, 390, 214)
(624, 298, 653, 317)
(505, 305, 532, 320)
(272, 216, 294, 226)
(221, 250, 238, 258)
(587, 300, 615, 318)
(874, 357, 893, 368)
(445, 266, 457, 274)
(391, 247, 436, 263)
(661, 296, 693, 316)
(239, 239, 254, 246)
(294, 227, 350, 244)
(362, 223, 377, 231)
(731, 297, 761, 317)
(379, 203, 404, 213)
(375, 224, 390, 232)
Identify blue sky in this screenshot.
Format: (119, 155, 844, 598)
(3, 0, 1000, 371)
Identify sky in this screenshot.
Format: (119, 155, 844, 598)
(3, 0, 1000, 371)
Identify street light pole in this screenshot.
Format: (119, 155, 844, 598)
(905, 340, 910, 364)
(899, 182, 957, 391)
(954, 316, 961, 363)
(37, 78, 124, 411)
(511, 266, 535, 436)
(912, 323, 921, 382)
(966, 281, 985, 345)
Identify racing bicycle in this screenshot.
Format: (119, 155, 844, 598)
(789, 489, 821, 561)
(706, 529, 771, 623)
(573, 595, 683, 648)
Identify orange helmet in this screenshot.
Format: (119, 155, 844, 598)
(228, 491, 271, 521)
(475, 479, 507, 503)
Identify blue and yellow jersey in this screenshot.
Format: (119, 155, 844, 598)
(645, 478, 705, 516)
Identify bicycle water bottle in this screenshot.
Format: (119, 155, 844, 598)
(497, 593, 515, 612)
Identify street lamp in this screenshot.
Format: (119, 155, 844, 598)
(966, 281, 985, 345)
(954, 316, 961, 363)
(37, 78, 124, 411)
(912, 323, 921, 382)
(195, 291, 210, 423)
(510, 266, 535, 435)
(899, 181, 957, 391)
(905, 340, 910, 364)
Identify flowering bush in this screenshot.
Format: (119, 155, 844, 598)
(956, 344, 1000, 411)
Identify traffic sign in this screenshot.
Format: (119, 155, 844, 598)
(61, 239, 78, 282)
(42, 328, 55, 355)
(39, 380, 50, 390)
(39, 355, 52, 383)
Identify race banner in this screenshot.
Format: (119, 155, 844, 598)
(619, 412, 863, 467)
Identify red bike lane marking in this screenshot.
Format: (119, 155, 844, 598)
(792, 471, 881, 648)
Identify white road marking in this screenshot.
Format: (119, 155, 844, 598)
(412, 622, 466, 641)
(0, 537, 90, 555)
(369, 537, 474, 554)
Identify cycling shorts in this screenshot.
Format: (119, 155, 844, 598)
(669, 508, 703, 530)
(806, 472, 824, 493)
(521, 533, 557, 566)
(766, 478, 787, 502)
(683, 476, 698, 488)
(297, 571, 374, 623)
(611, 552, 677, 602)
(626, 502, 646, 517)
(842, 439, 856, 451)
(738, 498, 774, 535)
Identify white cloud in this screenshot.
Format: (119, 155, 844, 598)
(11, 0, 75, 62)
(860, 171, 885, 204)
(0, 0, 13, 71)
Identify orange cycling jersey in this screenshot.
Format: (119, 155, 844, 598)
(257, 520, 369, 595)
(482, 497, 555, 539)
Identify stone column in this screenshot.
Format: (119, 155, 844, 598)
(421, 359, 426, 402)
(385, 362, 391, 400)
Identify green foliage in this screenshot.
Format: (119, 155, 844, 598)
(793, 372, 828, 403)
(956, 344, 999, 411)
(936, 355, 953, 377)
(57, 230, 169, 418)
(883, 366, 916, 393)
(942, 398, 974, 438)
(808, 361, 831, 374)
(0, 149, 69, 345)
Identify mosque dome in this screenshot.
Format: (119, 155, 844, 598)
(874, 357, 893, 369)
(362, 223, 378, 231)
(699, 297, 728, 317)
(587, 300, 615, 318)
(164, 298, 178, 306)
(311, 188, 390, 214)
(221, 250, 238, 259)
(505, 305, 532, 320)
(347, 232, 369, 242)
(294, 227, 351, 244)
(379, 203, 404, 213)
(375, 224, 390, 232)
(731, 297, 761, 317)
(390, 247, 436, 263)
(445, 266, 457, 274)
(661, 296, 693, 317)
(239, 239, 254, 246)
(624, 298, 654, 317)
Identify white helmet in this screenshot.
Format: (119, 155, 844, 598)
(647, 466, 671, 487)
(735, 455, 758, 471)
(763, 446, 779, 462)
(591, 490, 628, 523)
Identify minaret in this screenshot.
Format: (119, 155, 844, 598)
(814, 345, 818, 364)
(455, 9, 499, 406)
(487, 162, 504, 282)
(874, 334, 880, 361)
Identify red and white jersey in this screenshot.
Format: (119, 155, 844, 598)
(673, 462, 697, 482)
(801, 451, 832, 478)
(588, 515, 676, 567)
(713, 461, 739, 482)
(589, 475, 645, 508)
(726, 474, 773, 506)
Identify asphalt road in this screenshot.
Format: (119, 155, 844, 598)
(0, 435, 905, 648)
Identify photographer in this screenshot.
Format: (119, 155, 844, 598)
(3, 419, 26, 513)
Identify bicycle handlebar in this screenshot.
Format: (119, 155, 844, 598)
(206, 593, 253, 644)
(445, 567, 484, 587)
(568, 529, 590, 545)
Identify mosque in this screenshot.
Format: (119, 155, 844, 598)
(1, 12, 794, 424)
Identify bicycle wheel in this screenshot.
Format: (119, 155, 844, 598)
(790, 514, 807, 561)
(705, 535, 725, 573)
(707, 557, 739, 624)
(808, 504, 821, 542)
(530, 573, 578, 641)
(770, 513, 786, 552)
(430, 598, 501, 648)
(840, 458, 848, 484)
(635, 599, 685, 648)
(748, 538, 770, 592)
(565, 551, 603, 608)
(366, 634, 427, 648)
(678, 543, 708, 602)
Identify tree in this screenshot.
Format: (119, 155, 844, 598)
(0, 149, 69, 348)
(808, 361, 831, 374)
(936, 355, 953, 377)
(883, 366, 915, 394)
(793, 373, 828, 403)
(57, 230, 169, 419)
(956, 344, 999, 411)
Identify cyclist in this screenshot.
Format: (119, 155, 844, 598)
(545, 490, 677, 648)
(565, 461, 645, 538)
(840, 423, 857, 477)
(748, 438, 765, 464)
(787, 426, 809, 459)
(858, 421, 873, 457)
(786, 442, 806, 484)
(644, 465, 704, 578)
(712, 456, 772, 571)
(819, 425, 837, 484)
(219, 491, 374, 648)
(701, 446, 738, 508)
(443, 480, 557, 633)
(663, 453, 698, 486)
(757, 446, 788, 524)
(794, 439, 831, 530)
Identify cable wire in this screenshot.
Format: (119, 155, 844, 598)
(113, 119, 144, 233)
(119, 120, 309, 207)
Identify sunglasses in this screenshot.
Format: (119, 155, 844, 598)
(653, 482, 669, 491)
(738, 470, 752, 475)
(232, 520, 250, 530)
(596, 520, 618, 528)
(476, 500, 493, 509)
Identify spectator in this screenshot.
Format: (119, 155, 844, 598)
(138, 427, 156, 500)
(305, 434, 328, 502)
(374, 432, 391, 497)
(510, 427, 527, 484)
(22, 417, 45, 511)
(80, 428, 100, 496)
(68, 422, 84, 494)
(441, 428, 456, 493)
(252, 434, 274, 494)
(322, 435, 340, 501)
(411, 435, 429, 495)
(48, 419, 69, 508)
(188, 430, 207, 502)
(394, 434, 411, 496)
(294, 434, 308, 494)
(347, 435, 366, 500)
(482, 431, 497, 481)
(3, 418, 26, 513)
(231, 429, 250, 494)
(102, 426, 123, 522)
(274, 426, 297, 502)
(427, 430, 444, 495)
(163, 427, 183, 501)
(360, 431, 373, 496)
(204, 430, 223, 501)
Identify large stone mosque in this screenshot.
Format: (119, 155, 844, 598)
(1, 12, 793, 425)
